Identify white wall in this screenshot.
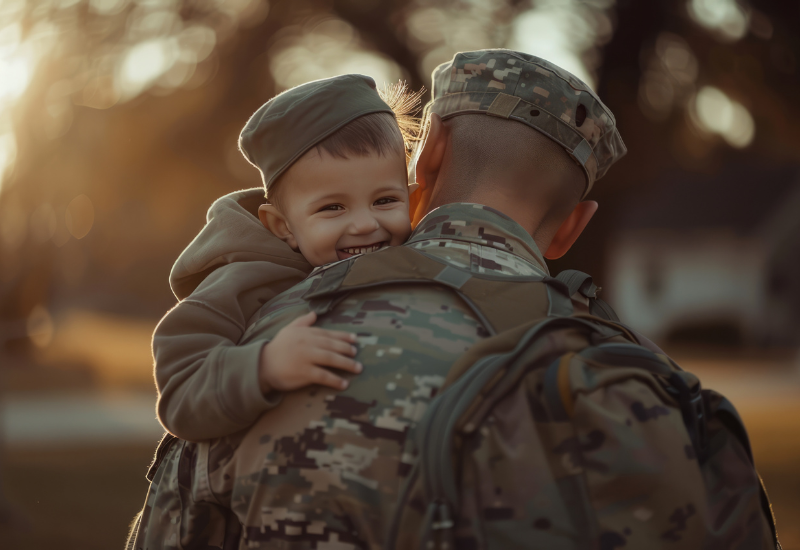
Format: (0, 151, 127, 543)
(606, 230, 767, 344)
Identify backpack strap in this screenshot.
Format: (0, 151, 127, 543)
(716, 398, 781, 549)
(303, 246, 574, 335)
(556, 269, 620, 322)
(387, 316, 627, 550)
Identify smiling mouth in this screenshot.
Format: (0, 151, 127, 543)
(338, 241, 386, 259)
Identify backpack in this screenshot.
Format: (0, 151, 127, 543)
(302, 246, 780, 550)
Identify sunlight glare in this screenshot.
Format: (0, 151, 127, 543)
(0, 194, 27, 249)
(0, 131, 17, 191)
(693, 86, 755, 148)
(688, 0, 748, 41)
(507, 5, 596, 88)
(270, 18, 402, 91)
(65, 194, 95, 239)
(89, 0, 129, 15)
(118, 39, 175, 99)
(0, 55, 31, 102)
(726, 102, 755, 148)
(30, 202, 58, 243)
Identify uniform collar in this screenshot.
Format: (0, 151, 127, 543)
(409, 203, 549, 274)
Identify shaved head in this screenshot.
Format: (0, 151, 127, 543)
(427, 115, 586, 246)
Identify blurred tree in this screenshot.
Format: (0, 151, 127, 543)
(0, 0, 798, 353)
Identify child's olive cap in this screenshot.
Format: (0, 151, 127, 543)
(239, 74, 394, 191)
(430, 49, 627, 197)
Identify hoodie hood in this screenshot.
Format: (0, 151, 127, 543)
(169, 187, 312, 300)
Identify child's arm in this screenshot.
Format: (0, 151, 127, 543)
(259, 311, 363, 394)
(154, 260, 305, 441)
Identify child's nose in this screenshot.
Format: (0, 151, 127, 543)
(349, 211, 380, 234)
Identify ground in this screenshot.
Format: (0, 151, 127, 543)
(0, 444, 154, 550)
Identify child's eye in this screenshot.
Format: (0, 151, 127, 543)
(374, 197, 398, 206)
(319, 204, 344, 212)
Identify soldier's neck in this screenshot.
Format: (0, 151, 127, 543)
(427, 177, 551, 251)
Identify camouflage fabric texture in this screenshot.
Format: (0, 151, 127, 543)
(130, 436, 238, 549)
(427, 49, 627, 196)
(390, 317, 777, 549)
(130, 201, 776, 549)
(131, 202, 550, 549)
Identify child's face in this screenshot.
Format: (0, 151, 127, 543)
(260, 149, 412, 267)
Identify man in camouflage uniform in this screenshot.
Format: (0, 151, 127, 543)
(132, 49, 637, 549)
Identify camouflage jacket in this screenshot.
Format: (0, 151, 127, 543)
(132, 201, 769, 550)
(133, 202, 550, 549)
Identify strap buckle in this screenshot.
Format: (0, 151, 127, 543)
(431, 503, 454, 530)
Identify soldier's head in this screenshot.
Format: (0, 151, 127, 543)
(410, 49, 626, 259)
(239, 75, 420, 267)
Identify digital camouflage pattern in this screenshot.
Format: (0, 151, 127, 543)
(392, 320, 777, 549)
(130, 201, 777, 550)
(132, 437, 235, 550)
(404, 203, 547, 277)
(131, 202, 550, 549)
(426, 49, 627, 196)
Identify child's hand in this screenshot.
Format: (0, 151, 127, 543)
(259, 311, 362, 394)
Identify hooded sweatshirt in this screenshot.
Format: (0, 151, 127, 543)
(153, 188, 312, 441)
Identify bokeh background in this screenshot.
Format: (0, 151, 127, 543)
(0, 0, 797, 548)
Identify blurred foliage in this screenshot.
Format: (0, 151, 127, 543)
(0, 0, 798, 351)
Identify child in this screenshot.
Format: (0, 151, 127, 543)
(153, 74, 421, 441)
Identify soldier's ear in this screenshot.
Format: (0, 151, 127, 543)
(411, 114, 448, 225)
(259, 204, 298, 250)
(544, 200, 598, 260)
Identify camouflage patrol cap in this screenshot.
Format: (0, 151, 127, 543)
(429, 49, 626, 197)
(239, 74, 394, 191)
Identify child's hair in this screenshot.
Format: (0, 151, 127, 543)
(267, 82, 423, 209)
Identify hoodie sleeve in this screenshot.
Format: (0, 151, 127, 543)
(153, 187, 311, 441)
(154, 260, 308, 441)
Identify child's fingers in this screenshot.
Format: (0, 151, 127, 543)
(311, 349, 363, 374)
(309, 367, 349, 391)
(287, 311, 317, 328)
(314, 336, 358, 357)
(308, 327, 358, 343)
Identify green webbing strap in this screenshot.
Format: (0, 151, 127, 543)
(556, 269, 598, 298)
(417, 316, 615, 514)
(591, 298, 621, 323)
(546, 280, 575, 318)
(434, 266, 472, 289)
(556, 269, 621, 322)
(303, 247, 572, 335)
(581, 343, 673, 376)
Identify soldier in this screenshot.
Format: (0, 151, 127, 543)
(130, 50, 773, 549)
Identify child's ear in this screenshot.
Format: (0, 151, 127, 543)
(258, 204, 298, 250)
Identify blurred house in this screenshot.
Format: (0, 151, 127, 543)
(607, 163, 800, 347)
